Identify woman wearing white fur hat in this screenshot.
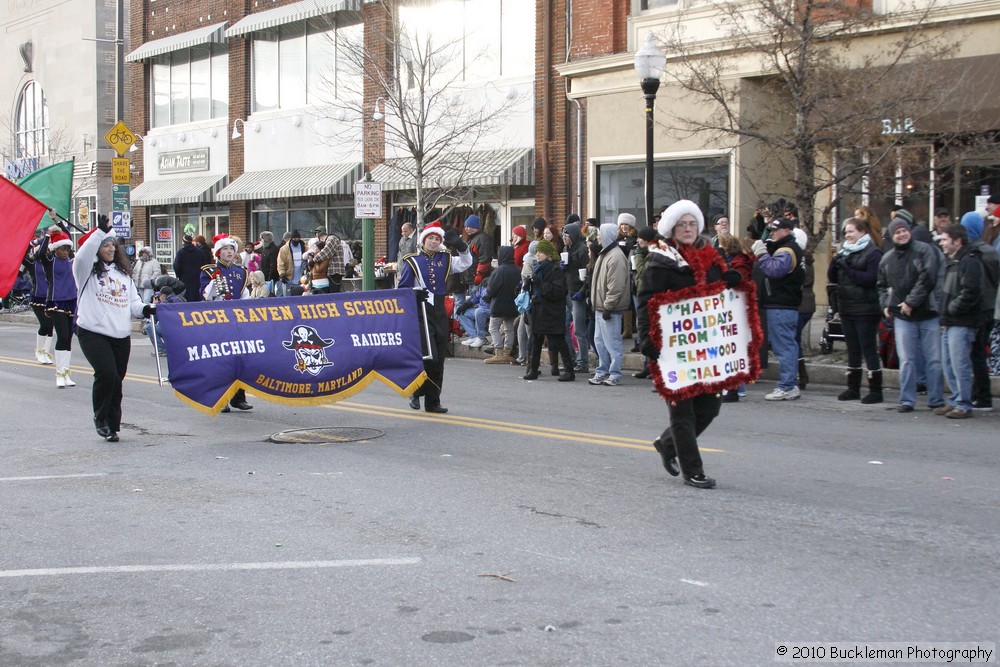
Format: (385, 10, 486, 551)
(637, 200, 744, 490)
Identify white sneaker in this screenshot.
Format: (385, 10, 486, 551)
(765, 386, 800, 401)
(460, 338, 475, 346)
(469, 337, 486, 348)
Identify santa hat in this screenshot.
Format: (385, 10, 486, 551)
(213, 234, 238, 256)
(77, 228, 98, 248)
(419, 221, 446, 245)
(49, 231, 73, 251)
(658, 200, 705, 238)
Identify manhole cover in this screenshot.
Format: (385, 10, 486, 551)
(268, 427, 384, 445)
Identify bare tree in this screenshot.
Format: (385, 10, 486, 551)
(314, 1, 525, 229)
(658, 0, 988, 249)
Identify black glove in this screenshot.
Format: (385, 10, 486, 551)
(722, 269, 742, 287)
(457, 301, 474, 315)
(413, 288, 429, 303)
(443, 228, 469, 253)
(640, 336, 659, 361)
(141, 304, 156, 318)
(602, 310, 612, 321)
(97, 214, 112, 233)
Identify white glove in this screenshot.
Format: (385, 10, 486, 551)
(751, 240, 767, 257)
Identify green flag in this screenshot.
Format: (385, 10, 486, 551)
(18, 158, 74, 229)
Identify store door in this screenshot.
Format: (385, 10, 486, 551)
(200, 214, 230, 241)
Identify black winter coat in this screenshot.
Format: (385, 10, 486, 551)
(259, 243, 279, 281)
(529, 259, 568, 335)
(486, 246, 521, 319)
(173, 242, 206, 302)
(940, 245, 983, 328)
(828, 243, 882, 320)
(877, 240, 941, 321)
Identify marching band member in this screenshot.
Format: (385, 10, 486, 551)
(39, 225, 78, 387)
(73, 216, 153, 442)
(200, 235, 253, 412)
(26, 230, 54, 364)
(397, 222, 473, 414)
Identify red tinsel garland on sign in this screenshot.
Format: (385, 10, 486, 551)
(646, 242, 763, 404)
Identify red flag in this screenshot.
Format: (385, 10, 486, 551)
(0, 178, 49, 296)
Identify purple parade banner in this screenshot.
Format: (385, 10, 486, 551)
(156, 290, 427, 414)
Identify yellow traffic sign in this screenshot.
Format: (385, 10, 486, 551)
(112, 157, 131, 184)
(104, 120, 136, 156)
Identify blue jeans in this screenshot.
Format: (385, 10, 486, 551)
(568, 295, 590, 366)
(941, 325, 976, 411)
(143, 319, 165, 353)
(594, 311, 623, 380)
(767, 308, 799, 391)
(458, 300, 489, 339)
(895, 317, 944, 407)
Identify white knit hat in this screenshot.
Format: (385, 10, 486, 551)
(657, 200, 705, 238)
(616, 212, 636, 228)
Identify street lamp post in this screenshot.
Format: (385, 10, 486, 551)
(634, 34, 666, 227)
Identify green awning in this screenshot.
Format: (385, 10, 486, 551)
(369, 148, 534, 191)
(126, 22, 228, 62)
(226, 0, 361, 37)
(131, 174, 228, 207)
(215, 163, 363, 201)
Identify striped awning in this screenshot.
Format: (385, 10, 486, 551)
(226, 0, 361, 37)
(215, 163, 363, 201)
(126, 22, 228, 62)
(131, 174, 228, 207)
(369, 148, 534, 191)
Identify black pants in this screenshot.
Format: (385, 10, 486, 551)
(529, 333, 573, 374)
(51, 311, 74, 351)
(32, 304, 53, 336)
(658, 393, 722, 478)
(842, 316, 881, 371)
(971, 318, 992, 404)
(77, 327, 130, 433)
(414, 299, 448, 409)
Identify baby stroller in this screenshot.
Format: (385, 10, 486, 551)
(818, 283, 845, 353)
(1, 274, 32, 313)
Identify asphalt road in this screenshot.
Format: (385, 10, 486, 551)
(1, 323, 997, 666)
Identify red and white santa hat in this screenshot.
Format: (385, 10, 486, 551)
(419, 221, 446, 245)
(49, 231, 73, 250)
(212, 233, 238, 256)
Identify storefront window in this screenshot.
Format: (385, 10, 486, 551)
(597, 156, 729, 228)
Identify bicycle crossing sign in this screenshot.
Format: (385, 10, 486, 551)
(105, 120, 136, 157)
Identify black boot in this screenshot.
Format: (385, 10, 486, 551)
(861, 369, 884, 404)
(94, 417, 112, 438)
(798, 358, 809, 390)
(838, 368, 862, 401)
(652, 434, 680, 477)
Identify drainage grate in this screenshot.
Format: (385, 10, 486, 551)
(268, 427, 384, 445)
